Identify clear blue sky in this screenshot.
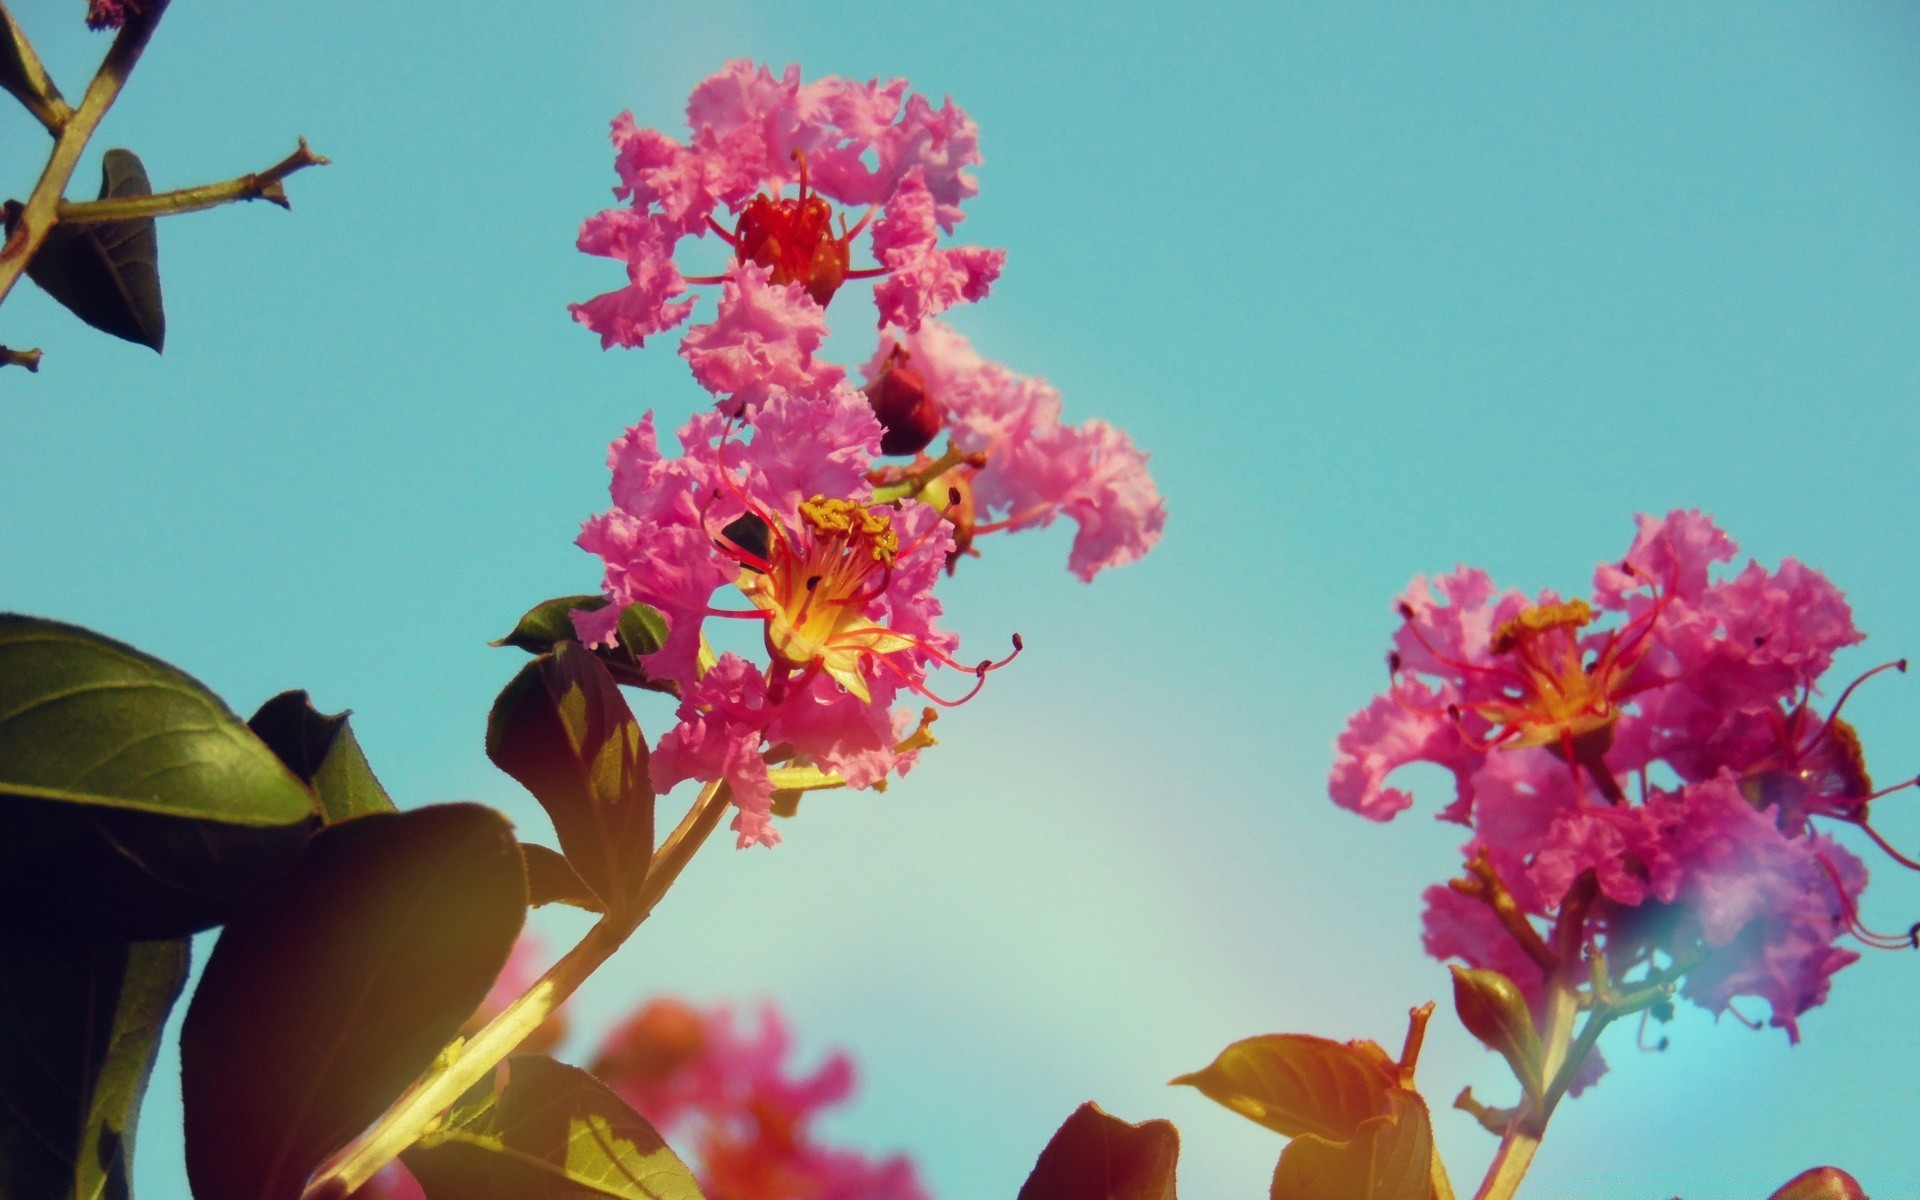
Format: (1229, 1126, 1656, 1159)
(6, 2, 1920, 1196)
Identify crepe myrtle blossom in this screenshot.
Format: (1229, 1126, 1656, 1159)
(596, 1000, 931, 1200)
(860, 320, 1166, 582)
(572, 60, 1003, 360)
(1331, 511, 1919, 1052)
(572, 386, 1017, 848)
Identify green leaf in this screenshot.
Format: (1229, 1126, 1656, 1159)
(0, 615, 317, 939)
(181, 803, 527, 1200)
(403, 1056, 702, 1200)
(0, 933, 190, 1200)
(247, 690, 397, 823)
(23, 149, 165, 351)
(1016, 1101, 1179, 1200)
(492, 597, 608, 654)
(487, 644, 653, 913)
(1172, 1034, 1397, 1143)
(493, 598, 674, 695)
(1268, 1091, 1435, 1200)
(521, 843, 604, 913)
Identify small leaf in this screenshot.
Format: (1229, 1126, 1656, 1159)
(0, 933, 190, 1200)
(23, 149, 164, 350)
(403, 1055, 703, 1200)
(1172, 1035, 1397, 1143)
(1449, 967, 1543, 1095)
(0, 615, 316, 939)
(181, 803, 527, 1200)
(1770, 1167, 1868, 1200)
(613, 604, 669, 660)
(248, 690, 397, 823)
(1269, 1091, 1435, 1200)
(492, 596, 609, 654)
(487, 644, 653, 913)
(1016, 1101, 1179, 1200)
(521, 842, 604, 912)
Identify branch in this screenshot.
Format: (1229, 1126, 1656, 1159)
(0, 3, 72, 135)
(56, 137, 330, 225)
(1, 344, 41, 371)
(1451, 850, 1556, 972)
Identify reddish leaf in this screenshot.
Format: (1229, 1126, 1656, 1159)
(1770, 1167, 1868, 1200)
(1269, 1091, 1434, 1200)
(1017, 1102, 1179, 1200)
(1172, 1035, 1397, 1142)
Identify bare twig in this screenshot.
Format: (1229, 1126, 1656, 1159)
(57, 137, 330, 225)
(0, 3, 72, 135)
(1, 344, 41, 371)
(0, 0, 170, 312)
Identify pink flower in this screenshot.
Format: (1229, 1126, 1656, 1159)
(594, 1000, 932, 1200)
(679, 263, 846, 413)
(575, 391, 1008, 847)
(84, 0, 140, 29)
(1336, 510, 1916, 1062)
(865, 321, 1166, 580)
(572, 60, 1002, 358)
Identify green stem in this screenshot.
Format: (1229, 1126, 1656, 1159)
(0, 0, 168, 311)
(300, 779, 734, 1200)
(56, 137, 328, 225)
(0, 4, 72, 135)
(870, 442, 980, 505)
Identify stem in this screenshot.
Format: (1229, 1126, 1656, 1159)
(1, 344, 40, 371)
(0, 0, 168, 311)
(56, 137, 329, 225)
(0, 4, 72, 135)
(300, 779, 734, 1200)
(869, 441, 985, 505)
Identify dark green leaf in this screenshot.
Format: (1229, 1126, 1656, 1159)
(1017, 1101, 1179, 1200)
(521, 843, 604, 913)
(493, 599, 672, 694)
(0, 933, 190, 1200)
(404, 1056, 702, 1200)
(1171, 1035, 1397, 1143)
(0, 615, 317, 939)
(487, 644, 652, 913)
(24, 149, 164, 350)
(1269, 1091, 1434, 1200)
(181, 803, 527, 1200)
(248, 690, 396, 823)
(492, 597, 608, 654)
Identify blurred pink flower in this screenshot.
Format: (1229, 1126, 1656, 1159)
(84, 0, 139, 30)
(573, 60, 1001, 359)
(595, 999, 931, 1200)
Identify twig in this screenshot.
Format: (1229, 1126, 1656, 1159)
(0, 4, 72, 135)
(57, 137, 330, 224)
(0, 0, 170, 311)
(1, 344, 41, 371)
(1451, 850, 1556, 971)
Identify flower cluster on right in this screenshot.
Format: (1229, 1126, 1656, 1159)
(1332, 510, 1915, 1072)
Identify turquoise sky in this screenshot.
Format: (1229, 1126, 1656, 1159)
(6, 2, 1920, 1196)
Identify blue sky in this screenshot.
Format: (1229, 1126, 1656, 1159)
(5, 2, 1920, 1196)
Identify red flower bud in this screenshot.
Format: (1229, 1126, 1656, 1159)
(863, 345, 944, 456)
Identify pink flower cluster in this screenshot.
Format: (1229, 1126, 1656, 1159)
(596, 999, 930, 1200)
(572, 60, 1002, 353)
(1331, 511, 1915, 1049)
(569, 63, 1164, 847)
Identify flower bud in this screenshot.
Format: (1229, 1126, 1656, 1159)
(863, 345, 944, 456)
(1769, 1167, 1868, 1200)
(1450, 966, 1545, 1096)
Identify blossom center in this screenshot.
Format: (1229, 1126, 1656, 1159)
(1474, 599, 1637, 752)
(731, 496, 906, 699)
